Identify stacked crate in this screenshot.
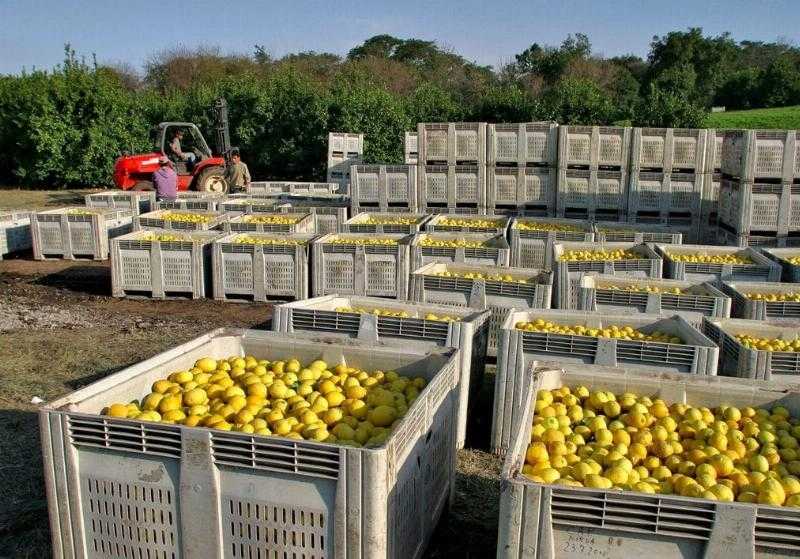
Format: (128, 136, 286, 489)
(556, 125, 631, 221)
(246, 181, 340, 196)
(404, 131, 418, 164)
(31, 208, 133, 260)
(326, 132, 363, 194)
(700, 129, 724, 243)
(485, 122, 559, 216)
(350, 164, 417, 214)
(718, 129, 800, 247)
(273, 193, 350, 234)
(0, 211, 32, 259)
(416, 123, 487, 214)
(627, 128, 708, 243)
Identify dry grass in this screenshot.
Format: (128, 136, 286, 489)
(0, 188, 100, 211)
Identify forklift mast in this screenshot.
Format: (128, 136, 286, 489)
(213, 97, 232, 164)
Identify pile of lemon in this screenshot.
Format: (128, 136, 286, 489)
(231, 234, 306, 246)
(428, 270, 529, 284)
(324, 236, 399, 246)
(743, 292, 800, 302)
(67, 209, 102, 215)
(600, 284, 683, 295)
(359, 216, 420, 225)
(160, 211, 214, 223)
(103, 355, 427, 447)
(666, 251, 753, 265)
(335, 306, 460, 322)
(437, 217, 504, 229)
(418, 235, 489, 248)
(523, 385, 800, 507)
(735, 334, 800, 353)
(241, 214, 303, 225)
(514, 319, 683, 344)
(515, 221, 582, 232)
(559, 249, 643, 262)
(140, 232, 192, 242)
(786, 256, 800, 265)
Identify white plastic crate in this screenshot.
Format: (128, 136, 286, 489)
(703, 129, 724, 173)
(486, 122, 558, 167)
(410, 232, 510, 270)
(272, 295, 490, 449)
(556, 168, 628, 222)
(557, 125, 631, 169)
(416, 122, 487, 165)
(704, 316, 800, 380)
(424, 213, 509, 235)
(497, 363, 800, 558)
(630, 127, 708, 172)
(156, 190, 223, 211)
(700, 172, 721, 243)
(574, 273, 731, 328)
(350, 164, 417, 213)
(40, 329, 458, 559)
(216, 197, 280, 214)
(135, 209, 229, 231)
(404, 131, 418, 164)
(718, 177, 800, 237)
(721, 129, 800, 182)
(509, 217, 594, 269)
(762, 247, 800, 282)
(409, 261, 553, 356)
(486, 166, 557, 216)
(31, 207, 133, 260)
(627, 171, 702, 227)
(85, 190, 156, 216)
(716, 228, 800, 249)
(111, 230, 221, 298)
(552, 241, 663, 309)
(655, 244, 781, 283)
(417, 164, 486, 214)
(224, 212, 315, 234)
(211, 232, 314, 301)
(247, 181, 341, 195)
(0, 211, 32, 259)
(593, 220, 683, 244)
(492, 309, 719, 453)
(274, 195, 350, 234)
(312, 233, 411, 298)
(326, 132, 364, 193)
(342, 212, 430, 234)
(721, 280, 800, 320)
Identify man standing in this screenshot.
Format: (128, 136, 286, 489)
(224, 149, 251, 192)
(153, 156, 178, 201)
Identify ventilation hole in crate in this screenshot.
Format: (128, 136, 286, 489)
(323, 260, 354, 292)
(641, 138, 664, 167)
(456, 132, 479, 160)
(567, 136, 591, 164)
(391, 466, 422, 559)
(263, 261, 295, 293)
(524, 172, 550, 203)
(495, 175, 517, 201)
(224, 257, 254, 291)
(161, 254, 193, 290)
(528, 134, 547, 161)
(39, 224, 64, 252)
(599, 136, 623, 165)
(121, 252, 153, 288)
(366, 260, 398, 294)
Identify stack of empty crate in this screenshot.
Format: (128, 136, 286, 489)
(485, 122, 559, 217)
(700, 129, 724, 243)
(628, 128, 708, 243)
(327, 132, 363, 194)
(718, 130, 800, 247)
(556, 126, 631, 222)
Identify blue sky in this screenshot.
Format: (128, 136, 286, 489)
(1, 0, 798, 75)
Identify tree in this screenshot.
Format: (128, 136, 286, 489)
(347, 35, 405, 60)
(542, 78, 615, 124)
(758, 55, 800, 107)
(634, 65, 707, 127)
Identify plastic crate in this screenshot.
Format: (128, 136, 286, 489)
(721, 129, 800, 182)
(486, 166, 557, 216)
(212, 232, 315, 301)
(410, 232, 510, 270)
(700, 172, 721, 243)
(311, 233, 411, 298)
(718, 177, 800, 237)
(424, 213, 509, 235)
(409, 261, 553, 356)
(417, 164, 486, 213)
(492, 309, 719, 453)
(703, 129, 724, 173)
(342, 212, 430, 234)
(40, 329, 458, 559)
(110, 230, 221, 298)
(574, 272, 731, 328)
(593, 220, 683, 244)
(85, 190, 156, 216)
(704, 316, 800, 380)
(721, 280, 800, 320)
(552, 241, 663, 309)
(655, 244, 781, 283)
(627, 171, 702, 226)
(762, 247, 800, 282)
(350, 164, 417, 213)
(556, 168, 628, 222)
(497, 363, 800, 558)
(272, 295, 490, 449)
(274, 194, 350, 234)
(156, 191, 223, 211)
(0, 211, 32, 259)
(557, 125, 631, 169)
(224, 212, 315, 234)
(717, 227, 800, 249)
(135, 209, 229, 231)
(486, 122, 558, 167)
(326, 132, 364, 193)
(31, 208, 133, 260)
(404, 131, 418, 164)
(247, 181, 341, 195)
(509, 217, 594, 269)
(416, 122, 487, 165)
(216, 197, 280, 214)
(630, 127, 708, 172)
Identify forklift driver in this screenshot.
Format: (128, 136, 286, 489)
(169, 129, 196, 168)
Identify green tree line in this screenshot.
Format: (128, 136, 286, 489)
(1, 29, 799, 188)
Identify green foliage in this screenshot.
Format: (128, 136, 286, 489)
(707, 106, 800, 130)
(542, 78, 615, 124)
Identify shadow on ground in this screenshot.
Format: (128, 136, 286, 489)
(34, 264, 111, 296)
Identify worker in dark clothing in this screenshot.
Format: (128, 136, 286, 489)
(153, 156, 178, 201)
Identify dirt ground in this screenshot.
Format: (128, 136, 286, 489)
(0, 214, 502, 557)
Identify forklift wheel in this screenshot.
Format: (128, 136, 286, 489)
(195, 166, 228, 194)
